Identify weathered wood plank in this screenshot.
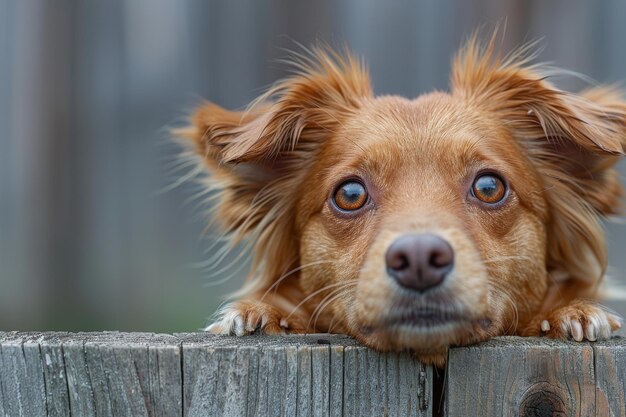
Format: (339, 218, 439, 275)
(181, 333, 431, 417)
(267, 346, 288, 417)
(341, 345, 432, 417)
(328, 345, 345, 417)
(311, 345, 331, 417)
(297, 345, 312, 417)
(284, 345, 299, 417)
(62, 337, 98, 416)
(69, 333, 182, 417)
(39, 334, 72, 417)
(6, 332, 624, 417)
(0, 332, 183, 417)
(0, 332, 48, 417)
(446, 336, 597, 417)
(148, 340, 184, 417)
(182, 340, 220, 416)
(594, 338, 626, 417)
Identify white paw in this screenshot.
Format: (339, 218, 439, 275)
(204, 302, 290, 335)
(540, 303, 622, 342)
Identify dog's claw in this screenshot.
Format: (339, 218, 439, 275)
(570, 319, 583, 341)
(233, 315, 245, 336)
(585, 322, 597, 341)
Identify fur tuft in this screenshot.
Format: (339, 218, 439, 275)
(452, 32, 626, 290)
(176, 46, 372, 298)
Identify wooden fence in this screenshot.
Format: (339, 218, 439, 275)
(0, 332, 624, 416)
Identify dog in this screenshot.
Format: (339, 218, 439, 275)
(177, 34, 625, 365)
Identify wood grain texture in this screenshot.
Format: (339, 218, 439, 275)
(0, 332, 429, 417)
(0, 332, 183, 417)
(180, 333, 432, 417)
(0, 332, 47, 417)
(594, 338, 626, 417)
(3, 332, 625, 417)
(445, 336, 606, 417)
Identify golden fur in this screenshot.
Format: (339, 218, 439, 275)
(177, 34, 625, 365)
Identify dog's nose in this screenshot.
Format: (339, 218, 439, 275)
(385, 234, 454, 292)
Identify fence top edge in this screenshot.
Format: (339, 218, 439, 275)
(0, 332, 623, 349)
(0, 331, 358, 347)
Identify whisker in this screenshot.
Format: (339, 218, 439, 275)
(327, 315, 338, 333)
(286, 281, 357, 321)
(492, 287, 520, 334)
(260, 260, 333, 301)
(309, 285, 357, 330)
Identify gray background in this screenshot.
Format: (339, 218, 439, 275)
(1, 0, 625, 332)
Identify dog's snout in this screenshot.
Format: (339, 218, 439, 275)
(385, 234, 454, 292)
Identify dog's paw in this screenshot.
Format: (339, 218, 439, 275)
(533, 301, 622, 342)
(205, 301, 303, 335)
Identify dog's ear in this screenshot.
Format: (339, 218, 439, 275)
(452, 34, 626, 286)
(177, 48, 371, 286)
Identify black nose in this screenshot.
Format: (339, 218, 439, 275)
(385, 234, 454, 292)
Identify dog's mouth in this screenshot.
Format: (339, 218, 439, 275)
(359, 307, 490, 335)
(387, 308, 468, 327)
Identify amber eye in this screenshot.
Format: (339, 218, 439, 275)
(472, 174, 507, 204)
(333, 181, 368, 211)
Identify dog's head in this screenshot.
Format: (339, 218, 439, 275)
(180, 38, 626, 356)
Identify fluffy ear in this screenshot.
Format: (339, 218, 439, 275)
(177, 47, 371, 290)
(452, 34, 626, 287)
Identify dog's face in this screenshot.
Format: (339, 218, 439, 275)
(182, 39, 625, 356)
(295, 93, 550, 353)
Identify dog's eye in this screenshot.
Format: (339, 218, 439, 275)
(333, 181, 368, 211)
(471, 174, 506, 204)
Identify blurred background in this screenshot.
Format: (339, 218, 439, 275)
(1, 0, 625, 332)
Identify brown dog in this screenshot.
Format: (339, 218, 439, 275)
(177, 34, 624, 365)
